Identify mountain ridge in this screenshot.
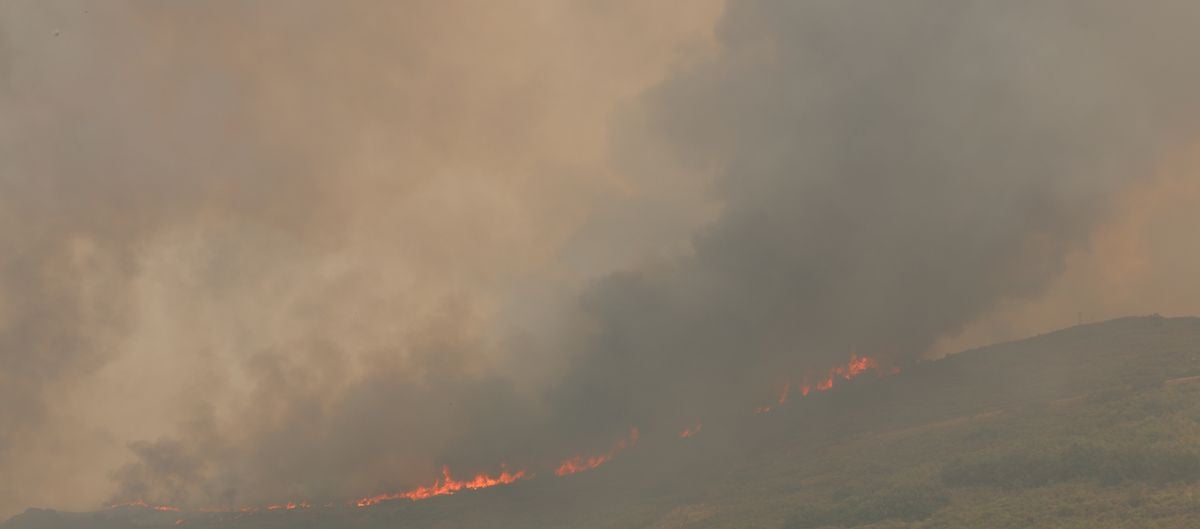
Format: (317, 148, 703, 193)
(7, 314, 1200, 529)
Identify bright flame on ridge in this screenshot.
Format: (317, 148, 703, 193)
(355, 466, 529, 507)
(555, 427, 640, 476)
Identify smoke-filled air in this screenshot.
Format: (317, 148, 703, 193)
(4, 1, 1200, 528)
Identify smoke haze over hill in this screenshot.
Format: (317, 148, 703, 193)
(2, 0, 1200, 518)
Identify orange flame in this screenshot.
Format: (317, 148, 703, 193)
(555, 427, 640, 476)
(266, 500, 310, 511)
(755, 381, 794, 413)
(835, 353, 879, 379)
(679, 423, 703, 438)
(814, 377, 834, 391)
(108, 354, 900, 513)
(355, 466, 529, 507)
(807, 353, 880, 393)
(756, 353, 896, 412)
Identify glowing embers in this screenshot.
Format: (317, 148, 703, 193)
(355, 466, 529, 507)
(806, 353, 884, 395)
(266, 501, 311, 511)
(679, 423, 703, 438)
(755, 382, 793, 414)
(755, 353, 896, 413)
(554, 427, 640, 476)
(108, 500, 181, 512)
(111, 354, 901, 512)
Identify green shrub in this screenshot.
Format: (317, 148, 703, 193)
(941, 442, 1200, 489)
(783, 486, 949, 528)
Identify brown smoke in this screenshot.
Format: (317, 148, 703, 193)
(2, 0, 1200, 517)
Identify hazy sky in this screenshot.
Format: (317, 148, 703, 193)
(2, 0, 1199, 517)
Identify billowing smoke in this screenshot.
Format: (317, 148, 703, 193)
(2, 0, 1200, 516)
(550, 0, 1200, 439)
(0, 1, 335, 512)
(0, 0, 725, 514)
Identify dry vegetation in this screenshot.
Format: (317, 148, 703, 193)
(7, 316, 1200, 529)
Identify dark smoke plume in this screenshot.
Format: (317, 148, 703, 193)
(550, 0, 1200, 449)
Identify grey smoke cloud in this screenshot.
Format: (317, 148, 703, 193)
(549, 0, 1200, 438)
(0, 0, 724, 514)
(2, 0, 1200, 517)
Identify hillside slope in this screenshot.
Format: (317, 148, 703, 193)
(5, 315, 1200, 529)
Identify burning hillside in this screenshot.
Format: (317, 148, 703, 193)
(102, 353, 899, 514)
(3, 0, 1200, 523)
(756, 354, 896, 414)
(356, 466, 530, 507)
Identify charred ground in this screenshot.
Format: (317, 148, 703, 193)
(6, 315, 1200, 529)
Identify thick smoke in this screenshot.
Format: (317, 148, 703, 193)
(0, 1, 335, 513)
(551, 0, 1200, 437)
(0, 0, 724, 514)
(3, 0, 1200, 516)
